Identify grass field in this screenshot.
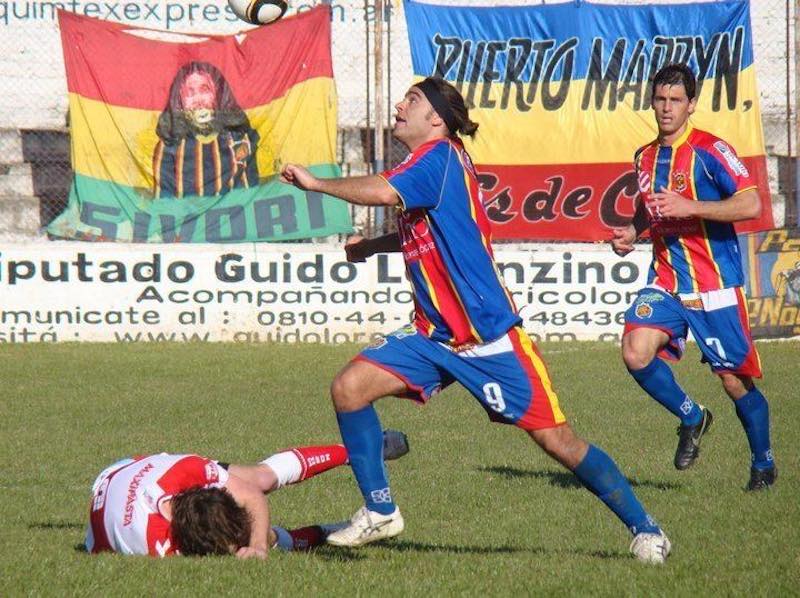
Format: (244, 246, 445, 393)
(2, 340, 798, 596)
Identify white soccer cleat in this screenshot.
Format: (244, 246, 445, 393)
(630, 531, 672, 564)
(382, 429, 410, 461)
(325, 506, 404, 547)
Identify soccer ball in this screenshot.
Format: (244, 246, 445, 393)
(227, 0, 288, 25)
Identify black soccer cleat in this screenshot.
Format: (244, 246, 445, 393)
(674, 406, 713, 470)
(747, 466, 777, 491)
(382, 429, 410, 461)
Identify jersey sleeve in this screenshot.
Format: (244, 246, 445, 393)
(705, 139, 756, 197)
(382, 144, 449, 211)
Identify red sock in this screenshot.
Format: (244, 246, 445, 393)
(287, 526, 326, 550)
(291, 444, 348, 482)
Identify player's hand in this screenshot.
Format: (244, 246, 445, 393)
(280, 164, 318, 192)
(235, 545, 268, 560)
(610, 225, 636, 257)
(649, 187, 696, 219)
(344, 235, 371, 263)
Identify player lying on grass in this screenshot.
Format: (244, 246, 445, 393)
(84, 430, 409, 558)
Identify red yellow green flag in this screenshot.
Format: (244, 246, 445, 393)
(50, 7, 351, 242)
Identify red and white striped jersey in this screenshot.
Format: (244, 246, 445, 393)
(85, 453, 227, 557)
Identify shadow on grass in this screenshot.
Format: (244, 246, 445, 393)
(380, 540, 540, 556)
(372, 540, 629, 561)
(479, 466, 683, 491)
(29, 521, 84, 530)
(304, 546, 367, 562)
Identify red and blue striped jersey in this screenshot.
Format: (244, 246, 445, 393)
(634, 126, 757, 293)
(381, 138, 519, 346)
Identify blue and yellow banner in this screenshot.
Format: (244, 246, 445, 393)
(404, 0, 774, 241)
(740, 228, 800, 339)
(49, 7, 352, 243)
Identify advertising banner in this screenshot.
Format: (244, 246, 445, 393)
(0, 242, 650, 343)
(48, 7, 353, 243)
(404, 0, 774, 241)
(741, 228, 800, 339)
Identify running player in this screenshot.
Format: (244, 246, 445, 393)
(281, 77, 671, 564)
(610, 63, 776, 490)
(84, 430, 409, 557)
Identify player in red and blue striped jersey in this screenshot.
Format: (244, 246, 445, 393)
(282, 77, 671, 564)
(611, 64, 775, 490)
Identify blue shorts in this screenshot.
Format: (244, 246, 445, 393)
(355, 324, 567, 431)
(623, 286, 762, 377)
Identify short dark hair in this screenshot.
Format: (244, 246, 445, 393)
(419, 77, 479, 138)
(170, 486, 251, 556)
(652, 63, 697, 100)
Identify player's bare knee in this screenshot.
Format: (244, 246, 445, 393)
(621, 337, 655, 370)
(621, 345, 648, 370)
(330, 368, 366, 412)
(529, 425, 587, 469)
(720, 373, 752, 400)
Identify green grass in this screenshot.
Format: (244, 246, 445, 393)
(2, 340, 798, 596)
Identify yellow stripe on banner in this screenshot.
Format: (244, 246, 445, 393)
(70, 77, 337, 189)
(176, 139, 185, 199)
(517, 331, 565, 424)
(747, 235, 759, 296)
(433, 66, 764, 165)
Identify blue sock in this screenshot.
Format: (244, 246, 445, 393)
(573, 445, 660, 536)
(734, 388, 774, 470)
(629, 358, 702, 425)
(336, 405, 395, 515)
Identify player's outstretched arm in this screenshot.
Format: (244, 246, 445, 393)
(225, 473, 271, 559)
(281, 163, 399, 207)
(345, 233, 401, 263)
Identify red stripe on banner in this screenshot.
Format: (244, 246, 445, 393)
(476, 157, 774, 241)
(58, 8, 332, 111)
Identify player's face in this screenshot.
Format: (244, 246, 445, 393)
(180, 71, 217, 130)
(651, 83, 696, 141)
(392, 87, 438, 149)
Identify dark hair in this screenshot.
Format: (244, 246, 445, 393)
(652, 63, 697, 100)
(156, 61, 252, 143)
(170, 486, 251, 556)
(419, 77, 479, 138)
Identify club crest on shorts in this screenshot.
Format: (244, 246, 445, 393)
(635, 302, 653, 318)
